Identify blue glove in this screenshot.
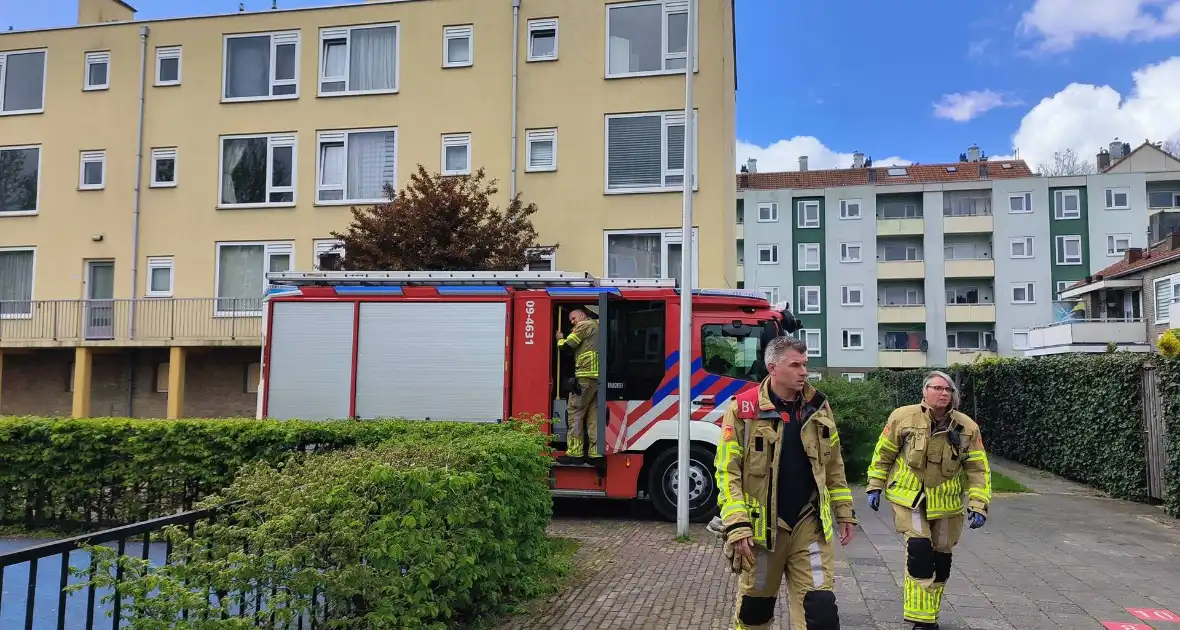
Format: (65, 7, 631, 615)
(967, 510, 986, 529)
(867, 490, 881, 511)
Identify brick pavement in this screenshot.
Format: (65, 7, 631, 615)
(501, 459, 1180, 630)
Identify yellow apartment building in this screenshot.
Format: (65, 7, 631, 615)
(0, 0, 738, 419)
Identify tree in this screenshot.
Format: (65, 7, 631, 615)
(330, 165, 555, 271)
(1162, 139, 1180, 159)
(1036, 148, 1097, 176)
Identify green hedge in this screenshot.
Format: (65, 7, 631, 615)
(812, 377, 894, 483)
(1156, 359, 1180, 517)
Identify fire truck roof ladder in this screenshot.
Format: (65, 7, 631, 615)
(265, 270, 676, 288)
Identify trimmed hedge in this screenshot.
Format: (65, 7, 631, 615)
(1156, 359, 1180, 517)
(812, 376, 894, 483)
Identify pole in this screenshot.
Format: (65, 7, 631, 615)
(676, 0, 697, 537)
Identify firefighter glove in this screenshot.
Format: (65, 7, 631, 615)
(723, 538, 755, 574)
(967, 510, 986, 529)
(867, 489, 881, 511)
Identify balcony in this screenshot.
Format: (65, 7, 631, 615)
(946, 304, 996, 322)
(877, 261, 925, 279)
(944, 259, 995, 278)
(1023, 319, 1150, 357)
(946, 349, 997, 365)
(944, 215, 993, 234)
(877, 218, 924, 236)
(878, 305, 925, 324)
(0, 299, 263, 348)
(878, 350, 928, 368)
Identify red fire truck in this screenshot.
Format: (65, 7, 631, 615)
(256, 271, 800, 522)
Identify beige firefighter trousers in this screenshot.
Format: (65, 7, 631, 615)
(566, 377, 599, 458)
(892, 502, 964, 624)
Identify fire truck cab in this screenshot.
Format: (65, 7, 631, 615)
(256, 271, 800, 522)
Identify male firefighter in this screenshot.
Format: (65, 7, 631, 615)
(556, 307, 600, 462)
(865, 370, 992, 630)
(716, 335, 857, 630)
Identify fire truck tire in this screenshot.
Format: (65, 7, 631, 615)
(646, 444, 720, 523)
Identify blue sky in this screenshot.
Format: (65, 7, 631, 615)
(7, 0, 1180, 172)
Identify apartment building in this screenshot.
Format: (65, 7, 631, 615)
(737, 142, 1180, 377)
(0, 0, 737, 418)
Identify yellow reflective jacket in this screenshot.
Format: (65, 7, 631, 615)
(714, 378, 857, 551)
(558, 319, 598, 379)
(866, 404, 992, 519)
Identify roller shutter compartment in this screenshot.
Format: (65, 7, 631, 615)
(266, 301, 354, 420)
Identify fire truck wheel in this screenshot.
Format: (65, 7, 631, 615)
(646, 444, 720, 523)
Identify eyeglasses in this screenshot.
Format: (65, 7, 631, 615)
(926, 385, 953, 393)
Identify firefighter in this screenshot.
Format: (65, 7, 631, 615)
(715, 335, 857, 630)
(556, 307, 600, 461)
(865, 370, 992, 630)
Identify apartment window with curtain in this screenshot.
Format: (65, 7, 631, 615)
(317, 128, 397, 203)
(0, 247, 35, 318)
(219, 133, 297, 207)
(215, 242, 293, 316)
(0, 49, 47, 114)
(605, 110, 696, 193)
(320, 24, 399, 95)
(223, 31, 299, 101)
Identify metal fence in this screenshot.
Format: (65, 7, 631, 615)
(0, 299, 262, 344)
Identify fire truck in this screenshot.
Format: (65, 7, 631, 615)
(256, 271, 801, 522)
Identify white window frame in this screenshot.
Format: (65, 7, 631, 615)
(1107, 233, 1131, 256)
(0, 246, 36, 319)
(155, 46, 182, 86)
(1009, 236, 1033, 259)
(318, 23, 400, 96)
(214, 241, 294, 317)
(145, 256, 174, 297)
(797, 243, 820, 271)
(217, 133, 298, 209)
(839, 242, 862, 263)
(1153, 274, 1180, 324)
(1012, 329, 1030, 350)
(839, 199, 862, 220)
(222, 30, 300, 103)
(78, 150, 106, 190)
(797, 200, 820, 228)
(799, 329, 822, 358)
(524, 247, 556, 272)
(442, 25, 474, 68)
(1055, 235, 1082, 265)
(0, 49, 48, 116)
(756, 202, 778, 223)
(315, 127, 398, 204)
(1054, 189, 1081, 219)
(604, 0, 698, 79)
(0, 144, 41, 215)
(603, 110, 699, 194)
(84, 51, 110, 91)
(757, 244, 779, 265)
(603, 228, 698, 285)
(841, 285, 863, 306)
(843, 372, 866, 383)
(758, 286, 779, 304)
(797, 285, 821, 314)
(441, 133, 472, 176)
(150, 148, 178, 188)
(1011, 282, 1035, 304)
(1007, 192, 1032, 214)
(527, 18, 559, 61)
(841, 329, 865, 350)
(1055, 280, 1074, 298)
(313, 238, 346, 270)
(525, 128, 557, 172)
(1105, 187, 1130, 210)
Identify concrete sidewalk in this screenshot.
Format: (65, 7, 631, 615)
(502, 458, 1180, 629)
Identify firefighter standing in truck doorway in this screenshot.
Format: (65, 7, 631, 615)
(865, 370, 992, 630)
(556, 307, 600, 462)
(715, 335, 857, 630)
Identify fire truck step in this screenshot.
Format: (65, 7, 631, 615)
(551, 489, 607, 498)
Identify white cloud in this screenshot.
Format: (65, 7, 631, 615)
(1019, 0, 1180, 51)
(735, 137, 910, 172)
(933, 90, 1022, 122)
(1009, 56, 1180, 169)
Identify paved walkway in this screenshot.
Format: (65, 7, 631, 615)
(501, 459, 1180, 629)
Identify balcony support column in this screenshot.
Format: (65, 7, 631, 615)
(166, 346, 187, 419)
(71, 347, 93, 418)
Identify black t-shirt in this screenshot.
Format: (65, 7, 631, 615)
(769, 389, 818, 528)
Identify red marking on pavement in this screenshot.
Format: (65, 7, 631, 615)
(1103, 622, 1154, 630)
(1127, 607, 1180, 623)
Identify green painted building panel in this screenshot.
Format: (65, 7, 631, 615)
(1049, 186, 1090, 298)
(792, 196, 826, 367)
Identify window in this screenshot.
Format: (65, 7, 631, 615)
(882, 286, 922, 305)
(150, 148, 177, 187)
(1153, 275, 1180, 323)
(84, 51, 110, 91)
(1054, 190, 1080, 219)
(319, 24, 399, 95)
(441, 133, 471, 176)
(797, 286, 820, 314)
(702, 322, 769, 380)
(1008, 192, 1032, 213)
(1107, 233, 1131, 256)
(881, 243, 920, 261)
(215, 242, 293, 315)
(843, 373, 865, 383)
(317, 128, 397, 203)
(78, 151, 106, 190)
(758, 286, 779, 304)
(524, 247, 555, 272)
(314, 239, 346, 270)
(880, 203, 921, 219)
(839, 199, 861, 219)
(841, 285, 863, 306)
(1011, 282, 1035, 304)
(757, 244, 779, 265)
(1055, 280, 1073, 298)
(841, 329, 864, 350)
(606, 0, 692, 77)
(155, 46, 181, 86)
(146, 257, 174, 297)
(797, 243, 820, 271)
(946, 286, 978, 304)
(0, 49, 47, 114)
(0, 145, 40, 214)
(1012, 330, 1030, 350)
(797, 329, 822, 357)
(526, 129, 557, 172)
(0, 247, 35, 318)
(1054, 235, 1082, 265)
(839, 242, 862, 263)
(947, 331, 992, 350)
(1105, 187, 1129, 210)
(797, 200, 820, 228)
(604, 229, 698, 285)
(1009, 236, 1033, 258)
(944, 242, 987, 260)
(443, 25, 473, 68)
(756, 202, 778, 222)
(224, 31, 299, 101)
(1148, 190, 1180, 209)
(605, 111, 697, 192)
(527, 19, 558, 61)
(219, 134, 296, 207)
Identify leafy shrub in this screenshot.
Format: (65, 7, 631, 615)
(813, 377, 894, 482)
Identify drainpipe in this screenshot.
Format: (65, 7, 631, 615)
(129, 25, 149, 338)
(510, 0, 520, 197)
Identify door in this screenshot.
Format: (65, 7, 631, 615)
(85, 261, 115, 340)
(598, 293, 666, 454)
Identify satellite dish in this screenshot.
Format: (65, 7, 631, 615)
(987, 338, 998, 352)
(919, 339, 929, 352)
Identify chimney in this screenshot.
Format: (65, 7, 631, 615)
(867, 168, 877, 183)
(979, 162, 988, 178)
(852, 151, 865, 169)
(1125, 247, 1145, 264)
(966, 144, 981, 162)
(798, 156, 808, 172)
(1169, 232, 1180, 251)
(1097, 149, 1111, 171)
(745, 158, 758, 174)
(1109, 138, 1125, 160)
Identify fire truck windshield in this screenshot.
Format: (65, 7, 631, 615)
(701, 320, 774, 382)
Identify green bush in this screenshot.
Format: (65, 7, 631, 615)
(1155, 358, 1180, 517)
(813, 377, 894, 483)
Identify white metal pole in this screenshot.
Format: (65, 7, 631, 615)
(676, 0, 698, 537)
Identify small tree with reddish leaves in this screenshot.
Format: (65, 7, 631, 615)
(329, 165, 556, 271)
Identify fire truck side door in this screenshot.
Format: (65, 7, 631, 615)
(595, 291, 625, 453)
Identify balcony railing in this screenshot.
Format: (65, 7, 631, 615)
(1026, 318, 1147, 352)
(0, 298, 262, 346)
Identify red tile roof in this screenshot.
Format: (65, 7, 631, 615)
(1071, 243, 1180, 289)
(737, 160, 1035, 190)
